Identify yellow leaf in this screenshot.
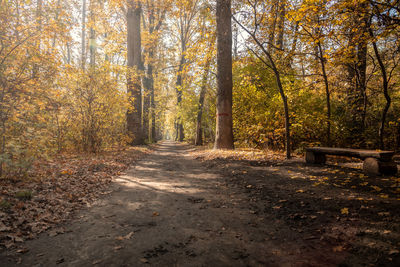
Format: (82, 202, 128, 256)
(341, 208, 349, 215)
(371, 185, 382, 192)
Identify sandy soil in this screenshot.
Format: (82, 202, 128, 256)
(0, 141, 399, 266)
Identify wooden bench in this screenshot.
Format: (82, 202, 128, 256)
(305, 147, 398, 176)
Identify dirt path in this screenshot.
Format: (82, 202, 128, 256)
(1, 141, 396, 266)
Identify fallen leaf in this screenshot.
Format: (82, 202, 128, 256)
(333, 246, 344, 252)
(140, 258, 149, 263)
(152, 212, 159, 217)
(124, 231, 134, 239)
(341, 208, 349, 215)
(371, 185, 382, 192)
(113, 246, 123, 251)
(16, 248, 29, 254)
(115, 231, 134, 240)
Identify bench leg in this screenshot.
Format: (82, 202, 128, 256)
(305, 152, 326, 164)
(363, 157, 398, 176)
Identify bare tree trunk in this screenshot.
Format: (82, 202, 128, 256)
(370, 31, 391, 150)
(357, 41, 368, 134)
(274, 67, 291, 158)
(89, 0, 96, 67)
(195, 32, 215, 146)
(317, 42, 331, 146)
(52, 0, 61, 48)
(214, 0, 234, 149)
(81, 0, 86, 69)
(195, 55, 211, 146)
(267, 1, 277, 53)
(127, 1, 144, 145)
(397, 124, 400, 152)
(276, 0, 285, 49)
(175, 53, 185, 142)
(143, 74, 150, 142)
(276, 0, 290, 158)
(233, 13, 291, 158)
(66, 42, 71, 64)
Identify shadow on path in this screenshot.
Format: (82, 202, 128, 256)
(0, 141, 342, 266)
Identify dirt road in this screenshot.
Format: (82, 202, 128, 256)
(1, 141, 396, 266)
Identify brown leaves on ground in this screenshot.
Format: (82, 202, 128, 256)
(191, 147, 290, 162)
(0, 146, 150, 251)
(194, 146, 400, 266)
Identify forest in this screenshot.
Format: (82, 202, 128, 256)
(0, 0, 399, 175)
(0, 0, 400, 266)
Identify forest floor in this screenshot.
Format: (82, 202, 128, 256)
(0, 141, 399, 266)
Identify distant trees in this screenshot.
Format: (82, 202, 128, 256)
(0, 0, 399, 179)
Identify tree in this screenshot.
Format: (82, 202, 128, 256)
(194, 3, 215, 146)
(171, 0, 200, 142)
(233, 0, 292, 158)
(126, 0, 144, 145)
(81, 0, 87, 69)
(214, 0, 234, 149)
(294, 2, 333, 146)
(195, 36, 214, 146)
(142, 0, 168, 143)
(368, 0, 400, 149)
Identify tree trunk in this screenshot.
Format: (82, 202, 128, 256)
(214, 0, 234, 149)
(175, 53, 185, 142)
(81, 0, 86, 69)
(274, 68, 291, 158)
(345, 9, 369, 147)
(143, 74, 150, 142)
(276, 0, 285, 49)
(317, 42, 331, 146)
(370, 34, 391, 150)
(89, 0, 96, 67)
(357, 40, 368, 133)
(232, 12, 291, 158)
(127, 2, 144, 145)
(195, 55, 211, 146)
(195, 32, 215, 146)
(396, 123, 400, 152)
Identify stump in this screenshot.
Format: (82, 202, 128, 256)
(363, 157, 398, 176)
(305, 151, 326, 164)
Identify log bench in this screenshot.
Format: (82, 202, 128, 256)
(305, 147, 398, 176)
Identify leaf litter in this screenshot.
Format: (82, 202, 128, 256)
(0, 147, 150, 251)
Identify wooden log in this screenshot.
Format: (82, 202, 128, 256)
(363, 157, 398, 176)
(306, 147, 394, 161)
(305, 151, 326, 164)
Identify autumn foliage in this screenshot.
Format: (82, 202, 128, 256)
(1, 0, 399, 176)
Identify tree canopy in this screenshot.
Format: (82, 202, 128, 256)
(0, 0, 399, 176)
